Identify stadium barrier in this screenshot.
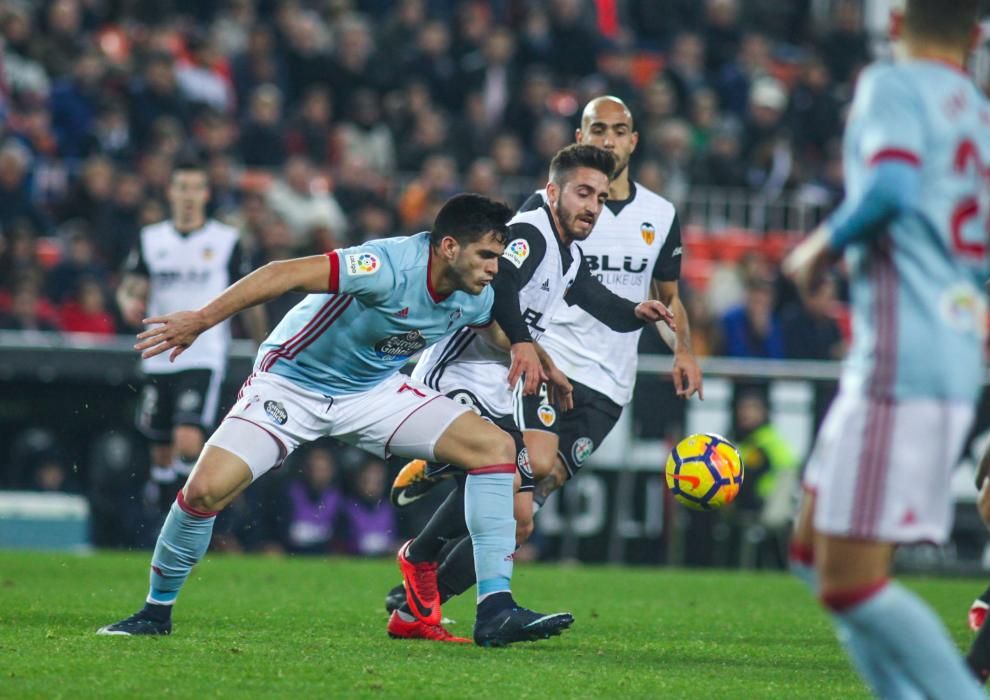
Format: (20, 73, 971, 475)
(0, 332, 987, 571)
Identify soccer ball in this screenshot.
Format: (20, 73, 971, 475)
(665, 433, 744, 510)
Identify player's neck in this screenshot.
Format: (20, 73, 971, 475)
(902, 38, 967, 71)
(608, 170, 631, 201)
(547, 206, 574, 247)
(173, 216, 206, 235)
(429, 254, 455, 297)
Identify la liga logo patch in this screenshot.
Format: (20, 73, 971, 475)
(345, 252, 380, 276)
(502, 238, 530, 268)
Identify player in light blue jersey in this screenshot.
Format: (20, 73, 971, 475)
(96, 193, 576, 647)
(784, 1, 990, 695)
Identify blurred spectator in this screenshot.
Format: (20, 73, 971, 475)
(57, 154, 114, 230)
(283, 446, 343, 554)
(702, 0, 742, 77)
(0, 278, 60, 331)
(128, 51, 191, 150)
(780, 275, 844, 360)
(546, 0, 598, 81)
(503, 67, 554, 148)
(337, 88, 396, 176)
(341, 455, 397, 557)
(403, 20, 459, 111)
(285, 86, 335, 165)
(691, 116, 747, 188)
(663, 32, 709, 118)
(85, 100, 132, 162)
(193, 109, 238, 159)
(788, 54, 843, 169)
(449, 92, 497, 169)
(230, 26, 286, 113)
(35, 0, 87, 78)
(327, 14, 388, 110)
(461, 25, 518, 128)
(176, 30, 234, 113)
(0, 141, 48, 233)
(1, 6, 51, 99)
(379, 0, 428, 65)
(742, 77, 794, 201)
(49, 47, 105, 161)
(397, 153, 459, 231)
(58, 275, 116, 335)
(627, 0, 703, 49)
(396, 108, 449, 171)
(820, 0, 871, 88)
(716, 32, 772, 118)
(464, 158, 501, 200)
(266, 155, 348, 247)
(45, 224, 107, 303)
(239, 83, 286, 168)
(719, 274, 784, 358)
(595, 35, 638, 107)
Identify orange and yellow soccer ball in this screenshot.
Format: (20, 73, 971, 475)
(665, 433, 744, 510)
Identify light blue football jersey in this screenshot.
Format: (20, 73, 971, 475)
(838, 59, 990, 401)
(256, 232, 493, 395)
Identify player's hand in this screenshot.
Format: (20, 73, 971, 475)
(783, 226, 834, 299)
(545, 363, 574, 411)
(135, 310, 209, 362)
(672, 350, 703, 400)
(508, 341, 546, 395)
(635, 299, 676, 331)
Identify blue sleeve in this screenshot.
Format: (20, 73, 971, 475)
(330, 243, 396, 304)
(827, 160, 922, 251)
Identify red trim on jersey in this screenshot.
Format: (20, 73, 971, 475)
(384, 394, 444, 456)
(260, 296, 352, 371)
(821, 578, 889, 613)
(327, 251, 340, 293)
(788, 541, 815, 566)
(426, 246, 450, 303)
(868, 149, 921, 167)
(176, 489, 218, 519)
(226, 415, 289, 464)
(468, 463, 516, 475)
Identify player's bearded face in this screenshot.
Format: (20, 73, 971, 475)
(553, 170, 610, 242)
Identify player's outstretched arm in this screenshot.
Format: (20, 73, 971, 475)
(652, 280, 702, 400)
(135, 255, 331, 361)
(567, 263, 676, 332)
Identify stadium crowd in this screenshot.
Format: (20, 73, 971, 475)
(0, 0, 887, 359)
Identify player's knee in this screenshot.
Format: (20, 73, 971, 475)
(181, 476, 224, 513)
(486, 428, 516, 467)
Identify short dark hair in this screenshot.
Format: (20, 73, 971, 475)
(904, 0, 981, 45)
(549, 144, 617, 186)
(430, 193, 512, 247)
(171, 155, 207, 179)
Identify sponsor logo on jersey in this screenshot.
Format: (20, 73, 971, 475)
(641, 222, 656, 245)
(264, 400, 288, 425)
(572, 436, 594, 466)
(345, 252, 380, 276)
(374, 329, 427, 359)
(395, 307, 409, 318)
(516, 447, 533, 478)
(502, 238, 530, 268)
(537, 404, 557, 427)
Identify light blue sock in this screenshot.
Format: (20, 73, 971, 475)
(463, 471, 515, 603)
(147, 498, 216, 605)
(831, 582, 984, 699)
(790, 555, 926, 699)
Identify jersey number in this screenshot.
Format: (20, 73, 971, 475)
(950, 139, 990, 258)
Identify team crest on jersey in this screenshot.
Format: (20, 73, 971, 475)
(177, 389, 201, 412)
(374, 330, 427, 360)
(202, 247, 214, 260)
(345, 252, 380, 276)
(641, 222, 656, 245)
(264, 400, 288, 425)
(537, 404, 557, 427)
(516, 447, 533, 479)
(503, 239, 530, 268)
(572, 437, 594, 466)
(446, 307, 463, 329)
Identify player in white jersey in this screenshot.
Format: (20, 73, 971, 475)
(97, 194, 576, 648)
(117, 158, 266, 510)
(784, 1, 990, 695)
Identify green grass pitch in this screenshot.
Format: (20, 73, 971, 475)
(0, 550, 984, 698)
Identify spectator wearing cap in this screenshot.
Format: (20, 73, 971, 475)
(743, 76, 794, 201)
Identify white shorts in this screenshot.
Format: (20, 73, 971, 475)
(803, 391, 974, 545)
(413, 353, 514, 417)
(208, 371, 471, 480)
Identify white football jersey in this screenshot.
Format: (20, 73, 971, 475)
(413, 205, 582, 417)
(534, 183, 681, 405)
(127, 219, 246, 374)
